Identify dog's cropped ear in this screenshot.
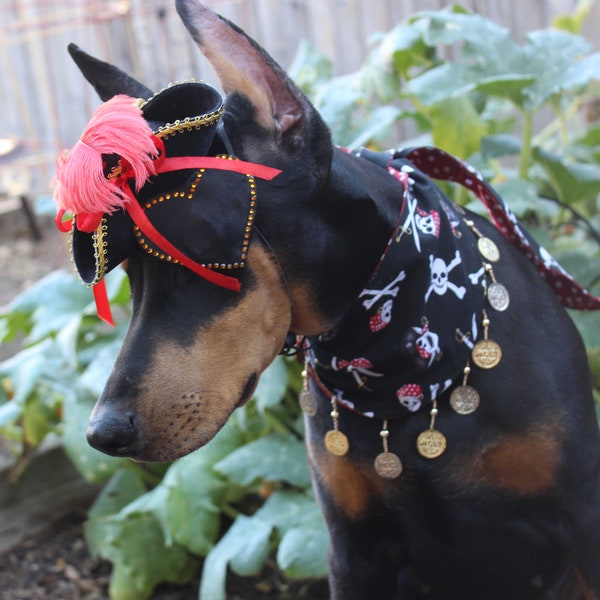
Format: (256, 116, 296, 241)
(176, 0, 331, 163)
(67, 43, 154, 102)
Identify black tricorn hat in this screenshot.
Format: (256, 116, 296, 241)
(65, 81, 229, 287)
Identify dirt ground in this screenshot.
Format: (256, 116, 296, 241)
(0, 210, 330, 599)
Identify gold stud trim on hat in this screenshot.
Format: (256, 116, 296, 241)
(134, 157, 256, 271)
(136, 80, 224, 141)
(155, 106, 224, 140)
(69, 216, 108, 287)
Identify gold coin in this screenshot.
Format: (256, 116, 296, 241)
(472, 339, 502, 369)
(416, 429, 447, 459)
(299, 389, 317, 416)
(478, 237, 500, 262)
(325, 430, 349, 456)
(487, 282, 510, 312)
(374, 452, 403, 479)
(450, 385, 480, 415)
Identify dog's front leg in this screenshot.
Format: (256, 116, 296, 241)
(305, 418, 407, 599)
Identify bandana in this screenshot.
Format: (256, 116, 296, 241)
(307, 147, 600, 420)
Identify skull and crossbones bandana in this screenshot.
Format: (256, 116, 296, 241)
(307, 146, 600, 420)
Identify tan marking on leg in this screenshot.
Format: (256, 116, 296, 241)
(308, 442, 384, 519)
(131, 244, 291, 461)
(454, 426, 563, 495)
(573, 563, 600, 600)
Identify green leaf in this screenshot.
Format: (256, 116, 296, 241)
(214, 434, 311, 487)
(88, 512, 198, 600)
(254, 356, 288, 411)
(87, 468, 148, 523)
(522, 30, 592, 109)
(348, 105, 403, 149)
(553, 0, 597, 34)
(288, 40, 333, 94)
(490, 179, 556, 219)
(277, 525, 329, 579)
(418, 9, 511, 50)
(161, 463, 225, 556)
(77, 337, 122, 397)
(533, 147, 600, 204)
(0, 401, 22, 427)
(0, 338, 55, 404)
(62, 395, 123, 484)
(480, 134, 522, 160)
(199, 516, 272, 600)
(22, 390, 60, 446)
(8, 271, 91, 342)
(428, 96, 488, 158)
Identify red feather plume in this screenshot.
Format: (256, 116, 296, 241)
(52, 95, 159, 225)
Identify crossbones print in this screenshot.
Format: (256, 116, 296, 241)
(425, 250, 466, 302)
(360, 270, 406, 310)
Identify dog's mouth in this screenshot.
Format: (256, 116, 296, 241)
(237, 372, 258, 407)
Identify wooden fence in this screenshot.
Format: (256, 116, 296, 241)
(0, 0, 598, 196)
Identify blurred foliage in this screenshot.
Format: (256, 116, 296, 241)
(1, 4, 599, 599)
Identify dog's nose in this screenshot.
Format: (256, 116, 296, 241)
(87, 409, 140, 457)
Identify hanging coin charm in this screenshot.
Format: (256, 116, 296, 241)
(417, 401, 447, 459)
(325, 395, 349, 456)
(450, 363, 480, 415)
(299, 362, 318, 416)
(472, 340, 502, 369)
(472, 310, 502, 369)
(477, 236, 500, 262)
(374, 420, 402, 479)
(487, 281, 510, 312)
(483, 263, 510, 312)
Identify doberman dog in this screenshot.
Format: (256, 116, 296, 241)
(53, 1, 600, 598)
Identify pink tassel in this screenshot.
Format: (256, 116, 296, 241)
(53, 95, 159, 221)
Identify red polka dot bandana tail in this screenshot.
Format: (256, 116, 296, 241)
(406, 147, 600, 311)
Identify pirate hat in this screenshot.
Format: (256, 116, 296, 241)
(60, 81, 229, 287)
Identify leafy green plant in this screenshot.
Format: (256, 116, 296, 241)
(1, 4, 599, 599)
(0, 268, 326, 600)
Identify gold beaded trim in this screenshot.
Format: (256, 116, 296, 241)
(136, 81, 224, 140)
(69, 216, 108, 287)
(154, 107, 224, 140)
(134, 156, 257, 271)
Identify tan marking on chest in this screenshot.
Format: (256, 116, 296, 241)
(462, 426, 563, 495)
(309, 444, 384, 519)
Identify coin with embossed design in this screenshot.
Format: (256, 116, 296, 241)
(325, 430, 349, 456)
(374, 452, 403, 479)
(477, 237, 500, 262)
(450, 385, 480, 415)
(487, 282, 510, 311)
(416, 429, 447, 459)
(299, 389, 317, 416)
(472, 339, 502, 369)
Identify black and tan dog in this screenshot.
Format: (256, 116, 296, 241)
(53, 1, 600, 598)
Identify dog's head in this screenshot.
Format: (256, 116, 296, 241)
(52, 0, 337, 462)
